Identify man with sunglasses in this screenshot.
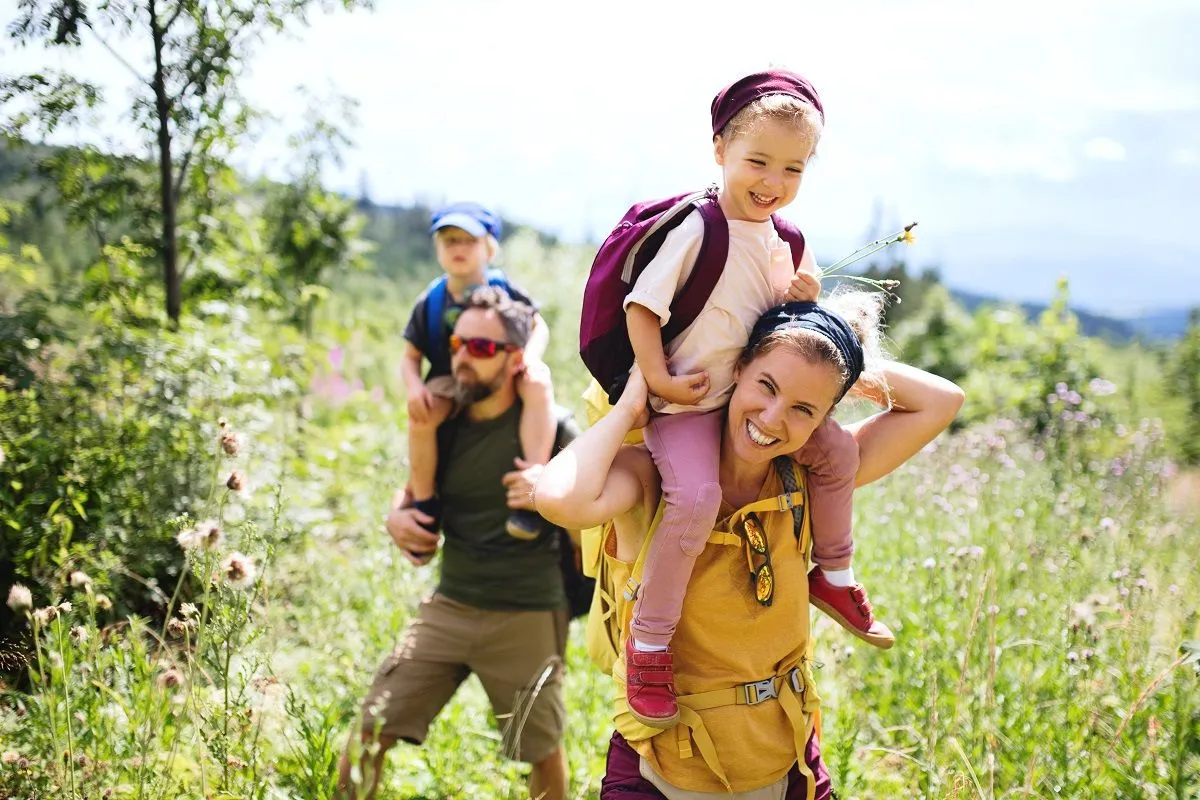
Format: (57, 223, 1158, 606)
(339, 286, 578, 800)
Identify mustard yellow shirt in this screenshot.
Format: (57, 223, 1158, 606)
(605, 467, 820, 794)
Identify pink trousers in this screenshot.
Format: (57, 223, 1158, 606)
(631, 410, 859, 647)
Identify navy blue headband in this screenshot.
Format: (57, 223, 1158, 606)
(747, 302, 864, 403)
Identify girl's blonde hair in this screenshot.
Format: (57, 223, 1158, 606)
(738, 287, 891, 407)
(717, 94, 824, 150)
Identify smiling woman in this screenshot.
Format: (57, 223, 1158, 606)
(535, 295, 965, 799)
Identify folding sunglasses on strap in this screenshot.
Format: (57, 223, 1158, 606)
(739, 512, 774, 607)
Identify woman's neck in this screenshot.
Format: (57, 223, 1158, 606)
(718, 442, 772, 509)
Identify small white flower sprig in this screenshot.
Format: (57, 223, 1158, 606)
(818, 221, 918, 295)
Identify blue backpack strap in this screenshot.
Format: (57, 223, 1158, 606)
(661, 191, 730, 343)
(423, 274, 450, 367)
(424, 269, 512, 366)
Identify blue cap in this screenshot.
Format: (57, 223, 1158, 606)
(430, 202, 502, 239)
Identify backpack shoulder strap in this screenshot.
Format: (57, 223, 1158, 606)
(735, 457, 807, 545)
(425, 269, 509, 366)
(771, 215, 807, 268)
(485, 267, 511, 290)
(661, 193, 730, 343)
(774, 455, 807, 545)
(423, 274, 450, 367)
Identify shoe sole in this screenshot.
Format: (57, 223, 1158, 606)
(628, 707, 681, 729)
(810, 596, 896, 649)
(505, 522, 541, 541)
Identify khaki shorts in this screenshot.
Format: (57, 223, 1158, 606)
(361, 592, 568, 763)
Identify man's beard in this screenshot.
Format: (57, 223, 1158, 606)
(453, 365, 508, 405)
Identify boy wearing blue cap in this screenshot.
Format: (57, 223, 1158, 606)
(401, 202, 556, 541)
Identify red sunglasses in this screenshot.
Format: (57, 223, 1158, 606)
(448, 334, 519, 358)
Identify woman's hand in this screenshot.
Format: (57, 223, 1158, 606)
(615, 366, 652, 428)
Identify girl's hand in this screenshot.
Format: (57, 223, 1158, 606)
(615, 366, 652, 428)
(786, 270, 821, 302)
(650, 369, 710, 407)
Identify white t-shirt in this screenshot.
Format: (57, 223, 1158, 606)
(623, 209, 816, 414)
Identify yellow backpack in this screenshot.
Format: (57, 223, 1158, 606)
(581, 453, 807, 675)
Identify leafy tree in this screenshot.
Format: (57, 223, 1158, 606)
(262, 93, 369, 333)
(1, 0, 368, 325)
(1166, 309, 1200, 464)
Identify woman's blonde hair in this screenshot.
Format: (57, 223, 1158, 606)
(738, 287, 891, 407)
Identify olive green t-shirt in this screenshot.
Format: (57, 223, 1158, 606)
(435, 403, 579, 611)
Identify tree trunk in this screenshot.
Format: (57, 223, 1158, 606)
(149, 0, 180, 325)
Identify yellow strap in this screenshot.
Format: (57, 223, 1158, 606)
(676, 706, 733, 792)
(778, 685, 816, 800)
(678, 676, 780, 711)
(731, 491, 805, 519)
(705, 531, 742, 548)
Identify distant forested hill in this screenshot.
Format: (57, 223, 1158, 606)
(1, 139, 1190, 339)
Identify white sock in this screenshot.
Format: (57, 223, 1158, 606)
(632, 638, 668, 652)
(822, 567, 855, 587)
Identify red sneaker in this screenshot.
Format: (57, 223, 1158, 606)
(624, 637, 680, 728)
(808, 567, 895, 649)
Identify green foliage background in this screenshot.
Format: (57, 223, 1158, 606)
(1, 122, 1199, 799)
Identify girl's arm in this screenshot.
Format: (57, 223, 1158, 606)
(628, 304, 710, 406)
(627, 304, 672, 390)
(845, 361, 965, 487)
(535, 370, 651, 531)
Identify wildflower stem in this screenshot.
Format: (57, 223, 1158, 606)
(55, 620, 79, 799)
(817, 222, 917, 292)
(31, 615, 64, 790)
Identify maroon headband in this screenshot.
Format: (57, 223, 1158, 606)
(710, 69, 824, 135)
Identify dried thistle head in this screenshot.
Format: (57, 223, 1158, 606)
(220, 431, 242, 457)
(222, 553, 257, 589)
(6, 584, 32, 613)
(156, 669, 184, 690)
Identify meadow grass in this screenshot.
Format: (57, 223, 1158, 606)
(2, 234, 1197, 798)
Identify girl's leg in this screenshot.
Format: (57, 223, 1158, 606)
(408, 385, 454, 532)
(793, 417, 858, 571)
(509, 361, 557, 539)
(632, 408, 725, 647)
(795, 417, 894, 648)
(623, 409, 722, 727)
(515, 360, 556, 465)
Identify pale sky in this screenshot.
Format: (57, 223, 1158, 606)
(3, 0, 1199, 314)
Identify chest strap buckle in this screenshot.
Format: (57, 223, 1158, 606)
(745, 677, 778, 705)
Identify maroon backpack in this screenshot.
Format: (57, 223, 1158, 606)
(579, 186, 807, 403)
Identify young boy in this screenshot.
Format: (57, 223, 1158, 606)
(401, 202, 558, 543)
